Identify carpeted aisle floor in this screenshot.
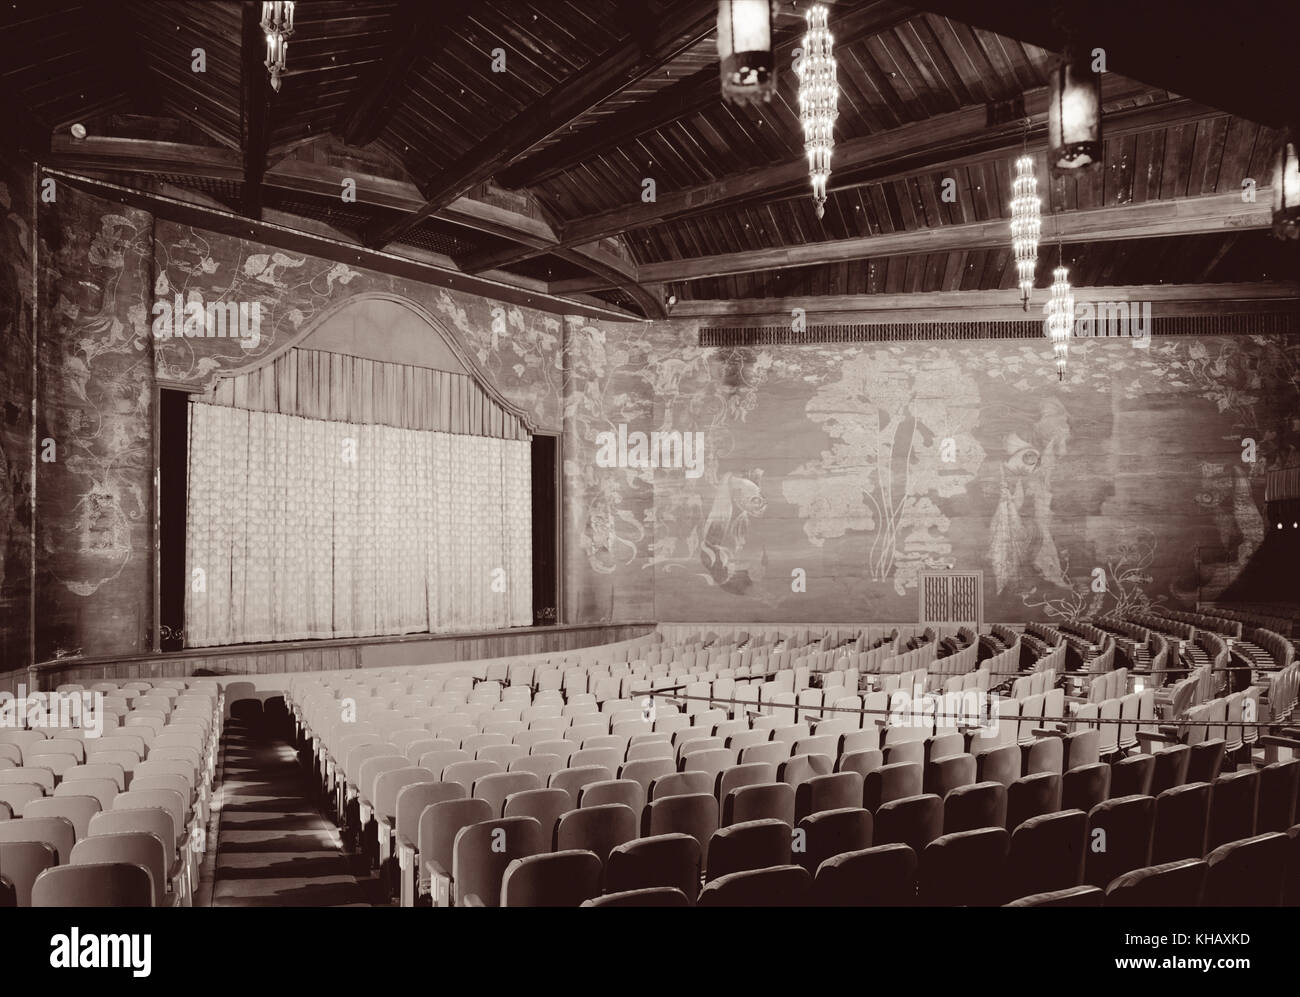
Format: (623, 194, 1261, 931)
(203, 718, 374, 907)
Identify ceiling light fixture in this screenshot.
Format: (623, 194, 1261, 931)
(1048, 47, 1102, 168)
(1010, 143, 1040, 310)
(1272, 131, 1299, 240)
(1045, 244, 1074, 381)
(795, 2, 837, 219)
(717, 0, 777, 105)
(261, 1, 295, 93)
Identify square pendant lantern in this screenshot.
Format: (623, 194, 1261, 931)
(1273, 133, 1300, 240)
(1048, 49, 1102, 169)
(717, 0, 778, 105)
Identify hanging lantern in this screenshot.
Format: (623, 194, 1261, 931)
(1010, 154, 1041, 309)
(261, 1, 295, 93)
(1273, 133, 1300, 240)
(1048, 49, 1102, 169)
(795, 3, 837, 219)
(1046, 265, 1074, 380)
(717, 0, 777, 106)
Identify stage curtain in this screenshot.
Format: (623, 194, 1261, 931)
(184, 402, 532, 646)
(203, 348, 528, 439)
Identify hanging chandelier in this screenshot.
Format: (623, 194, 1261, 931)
(795, 2, 837, 219)
(717, 0, 777, 105)
(1273, 132, 1300, 240)
(1046, 263, 1074, 380)
(1010, 153, 1040, 309)
(261, 1, 295, 93)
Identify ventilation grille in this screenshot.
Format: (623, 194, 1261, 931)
(700, 310, 1300, 347)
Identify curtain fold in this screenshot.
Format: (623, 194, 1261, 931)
(185, 402, 532, 647)
(202, 347, 528, 439)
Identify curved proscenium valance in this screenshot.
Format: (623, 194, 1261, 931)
(197, 293, 533, 440)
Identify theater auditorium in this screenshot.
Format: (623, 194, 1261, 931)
(0, 0, 1298, 913)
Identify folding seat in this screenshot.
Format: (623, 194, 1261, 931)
(605, 833, 701, 899)
(1186, 738, 1225, 784)
(863, 762, 923, 812)
(740, 741, 789, 767)
(1257, 759, 1300, 833)
(777, 753, 833, 789)
(1206, 768, 1259, 851)
(919, 828, 1010, 906)
(813, 843, 917, 906)
(63, 764, 125, 795)
(1105, 858, 1208, 906)
(1148, 744, 1191, 797)
(556, 803, 638, 864)
(1005, 772, 1061, 833)
(498, 849, 603, 908)
(392, 782, 463, 907)
(570, 747, 624, 774)
(441, 759, 503, 796)
(698, 865, 812, 907)
(625, 740, 673, 762)
(578, 779, 644, 814)
(793, 734, 838, 765)
(450, 816, 547, 907)
(70, 832, 171, 907)
(926, 731, 964, 763)
(25, 795, 100, 841)
(1063, 729, 1100, 771)
(1286, 825, 1300, 907)
(1107, 754, 1155, 799)
(925, 754, 976, 801)
(795, 772, 863, 822)
(583, 886, 691, 907)
(22, 748, 78, 779)
(1085, 795, 1155, 888)
(874, 791, 945, 858)
(472, 771, 543, 818)
(1021, 736, 1063, 779)
(705, 818, 792, 881)
(0, 730, 49, 754)
(40, 738, 86, 763)
(1007, 809, 1086, 899)
(974, 744, 1020, 788)
(1205, 833, 1290, 902)
(581, 734, 628, 755)
(550, 765, 615, 809)
(678, 748, 735, 789)
(0, 766, 53, 793)
(836, 748, 883, 785)
(942, 781, 1007, 835)
(881, 738, 925, 769)
(794, 807, 872, 875)
(654, 714, 690, 737)
(0, 840, 54, 906)
(649, 770, 712, 803)
(641, 793, 718, 862)
(1005, 885, 1104, 907)
(677, 737, 725, 763)
(54, 778, 117, 811)
(0, 815, 77, 864)
(31, 862, 153, 908)
(841, 728, 880, 755)
(618, 758, 674, 800)
(476, 744, 526, 770)
(1062, 762, 1111, 815)
(566, 721, 607, 744)
(531, 740, 574, 764)
(419, 797, 494, 906)
(460, 733, 508, 756)
(0, 744, 20, 767)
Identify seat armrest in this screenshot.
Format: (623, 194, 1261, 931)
(1136, 730, 1179, 746)
(422, 859, 452, 907)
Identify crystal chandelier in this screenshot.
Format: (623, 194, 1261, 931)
(1046, 262, 1074, 380)
(1010, 153, 1040, 309)
(261, 1, 295, 93)
(795, 3, 837, 219)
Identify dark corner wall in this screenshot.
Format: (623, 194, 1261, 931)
(2, 165, 1297, 672)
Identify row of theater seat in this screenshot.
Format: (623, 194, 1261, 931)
(0, 680, 222, 907)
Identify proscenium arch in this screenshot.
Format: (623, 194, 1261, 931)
(193, 291, 539, 434)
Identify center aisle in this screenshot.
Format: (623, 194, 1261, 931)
(201, 715, 375, 907)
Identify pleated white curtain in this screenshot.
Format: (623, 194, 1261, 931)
(185, 402, 531, 646)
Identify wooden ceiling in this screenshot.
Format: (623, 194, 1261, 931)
(2, 0, 1296, 320)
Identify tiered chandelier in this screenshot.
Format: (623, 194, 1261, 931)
(795, 3, 837, 219)
(261, 1, 295, 93)
(1045, 253, 1074, 381)
(1010, 153, 1040, 309)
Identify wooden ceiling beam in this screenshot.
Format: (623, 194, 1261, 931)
(239, 1, 272, 219)
(672, 282, 1300, 321)
(359, 0, 722, 251)
(551, 190, 1274, 291)
(333, 0, 470, 147)
(495, 0, 915, 191)
(464, 75, 1188, 274)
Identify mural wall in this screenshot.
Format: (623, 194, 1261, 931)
(0, 158, 34, 673)
(5, 169, 1296, 664)
(561, 318, 1300, 624)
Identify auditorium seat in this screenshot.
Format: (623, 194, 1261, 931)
(698, 865, 812, 907)
(577, 779, 643, 813)
(583, 887, 691, 907)
(1108, 754, 1155, 798)
(641, 793, 717, 861)
(1085, 795, 1155, 888)
(722, 782, 795, 826)
(795, 772, 863, 821)
(974, 744, 1020, 787)
(1257, 759, 1300, 832)
(1062, 762, 1111, 814)
(874, 794, 943, 857)
(942, 781, 1006, 834)
(1152, 783, 1211, 863)
(451, 816, 546, 907)
(502, 789, 569, 847)
(555, 804, 637, 863)
(1104, 858, 1208, 906)
(1203, 832, 1289, 905)
(648, 770, 711, 803)
(1206, 769, 1259, 850)
(706, 818, 791, 880)
(1007, 810, 1086, 899)
(1186, 739, 1226, 783)
(919, 828, 1009, 906)
(864, 762, 922, 811)
(795, 808, 872, 874)
(31, 861, 154, 908)
(25, 795, 100, 842)
(500, 850, 602, 907)
(419, 797, 492, 906)
(1005, 772, 1061, 832)
(605, 833, 701, 899)
(1005, 885, 1103, 907)
(0, 840, 58, 906)
(70, 832, 171, 907)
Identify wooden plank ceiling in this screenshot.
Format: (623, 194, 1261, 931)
(1, 0, 1295, 319)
